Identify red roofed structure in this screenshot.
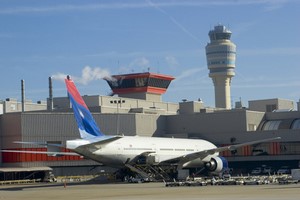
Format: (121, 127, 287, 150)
(105, 72, 175, 101)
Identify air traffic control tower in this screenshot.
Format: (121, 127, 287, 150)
(205, 25, 236, 109)
(105, 72, 174, 102)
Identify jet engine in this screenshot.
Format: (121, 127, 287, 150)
(205, 156, 228, 173)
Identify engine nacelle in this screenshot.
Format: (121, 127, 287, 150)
(205, 156, 228, 173)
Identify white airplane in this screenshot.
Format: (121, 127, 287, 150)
(2, 76, 280, 177)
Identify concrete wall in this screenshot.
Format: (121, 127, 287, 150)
(119, 92, 162, 102)
(249, 98, 294, 112)
(0, 113, 22, 149)
(179, 101, 204, 114)
(52, 95, 179, 115)
(135, 114, 166, 137)
(3, 99, 47, 113)
(165, 109, 252, 137)
(245, 110, 265, 131)
(0, 103, 3, 115)
(265, 110, 300, 120)
(0, 113, 22, 167)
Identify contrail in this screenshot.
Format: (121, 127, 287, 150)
(146, 0, 201, 43)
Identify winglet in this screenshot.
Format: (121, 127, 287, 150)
(65, 76, 104, 139)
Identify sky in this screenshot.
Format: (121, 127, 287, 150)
(0, 0, 299, 108)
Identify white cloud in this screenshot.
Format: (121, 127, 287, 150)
(1, 0, 294, 14)
(51, 66, 113, 85)
(239, 47, 300, 56)
(165, 56, 180, 69)
(129, 57, 150, 68)
(262, 0, 289, 12)
(233, 82, 300, 89)
(0, 3, 146, 14)
(117, 57, 151, 74)
(233, 75, 300, 89)
(0, 33, 13, 38)
(231, 21, 258, 37)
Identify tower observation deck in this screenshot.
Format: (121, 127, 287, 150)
(105, 72, 174, 102)
(205, 24, 236, 109)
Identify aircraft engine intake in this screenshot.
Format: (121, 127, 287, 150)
(205, 156, 228, 173)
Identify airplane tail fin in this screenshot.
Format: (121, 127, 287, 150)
(65, 75, 104, 139)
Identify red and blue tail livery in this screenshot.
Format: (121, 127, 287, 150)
(65, 75, 104, 139)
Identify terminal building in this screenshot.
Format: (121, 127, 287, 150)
(1, 25, 300, 180)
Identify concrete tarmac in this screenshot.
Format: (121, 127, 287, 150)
(0, 182, 299, 200)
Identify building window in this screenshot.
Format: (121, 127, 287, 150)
(266, 104, 277, 112)
(291, 119, 300, 129)
(279, 142, 300, 155)
(262, 120, 281, 130)
(248, 124, 257, 131)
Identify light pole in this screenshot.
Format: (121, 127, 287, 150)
(110, 99, 125, 135)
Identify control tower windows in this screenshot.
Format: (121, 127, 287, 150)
(209, 32, 231, 41)
(107, 77, 171, 89)
(107, 78, 148, 89)
(148, 78, 171, 89)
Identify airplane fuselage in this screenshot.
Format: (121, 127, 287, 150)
(67, 136, 218, 168)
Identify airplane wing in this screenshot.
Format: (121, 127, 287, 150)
(1, 141, 76, 156)
(1, 136, 121, 158)
(13, 141, 64, 147)
(206, 137, 282, 154)
(0, 149, 79, 156)
(160, 137, 281, 165)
